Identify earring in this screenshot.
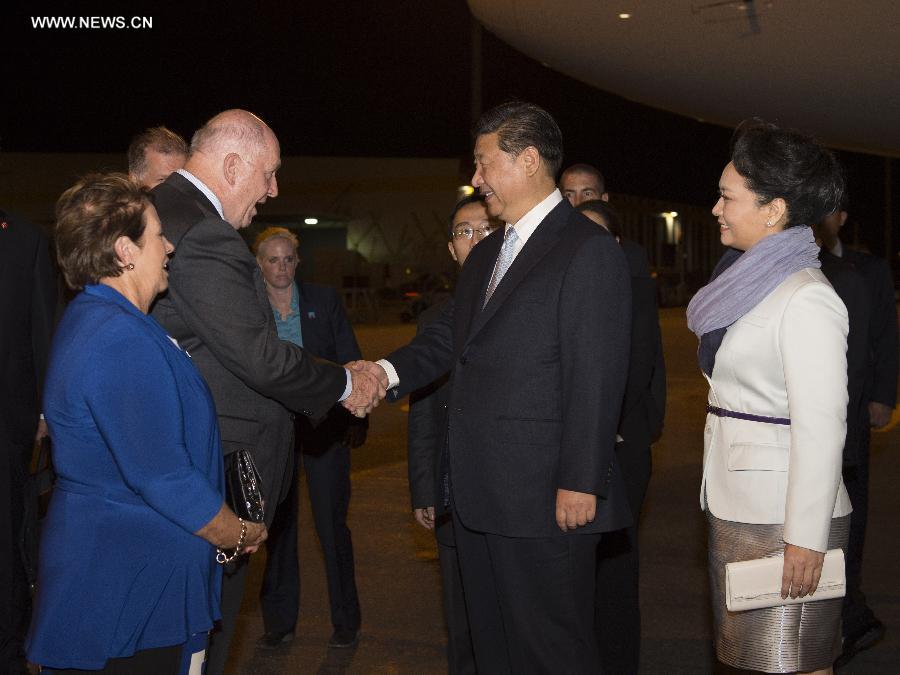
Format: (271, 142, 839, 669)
(126, 263, 135, 270)
(765, 221, 774, 228)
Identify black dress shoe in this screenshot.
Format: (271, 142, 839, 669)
(257, 629, 295, 649)
(328, 628, 360, 648)
(835, 618, 885, 668)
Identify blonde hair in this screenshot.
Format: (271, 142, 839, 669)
(253, 226, 299, 257)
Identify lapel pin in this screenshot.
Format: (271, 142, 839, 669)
(308, 311, 316, 319)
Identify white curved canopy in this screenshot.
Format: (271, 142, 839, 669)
(468, 0, 900, 156)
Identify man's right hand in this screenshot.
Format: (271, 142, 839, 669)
(414, 506, 435, 530)
(343, 363, 387, 417)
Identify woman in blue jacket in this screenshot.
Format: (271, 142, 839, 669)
(26, 174, 266, 674)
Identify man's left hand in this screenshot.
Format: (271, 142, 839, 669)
(555, 489, 596, 532)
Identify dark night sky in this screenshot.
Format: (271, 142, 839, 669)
(2, 1, 895, 255)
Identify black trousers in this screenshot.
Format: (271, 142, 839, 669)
(41, 643, 182, 674)
(841, 429, 874, 637)
(1, 437, 30, 675)
(260, 440, 360, 633)
(595, 439, 650, 675)
(434, 514, 476, 675)
(451, 509, 601, 675)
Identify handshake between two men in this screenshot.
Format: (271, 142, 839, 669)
(342, 360, 390, 418)
(338, 358, 598, 533)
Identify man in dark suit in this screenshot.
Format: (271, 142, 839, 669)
(816, 207, 898, 666)
(407, 194, 497, 674)
(150, 109, 383, 674)
(576, 199, 666, 675)
(252, 228, 366, 650)
(0, 210, 56, 674)
(351, 102, 632, 673)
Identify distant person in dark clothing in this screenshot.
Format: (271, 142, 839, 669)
(578, 199, 666, 675)
(407, 194, 496, 674)
(815, 206, 898, 667)
(0, 209, 56, 675)
(254, 227, 368, 650)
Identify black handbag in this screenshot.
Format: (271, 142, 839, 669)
(224, 449, 265, 523)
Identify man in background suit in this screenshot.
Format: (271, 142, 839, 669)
(127, 126, 188, 189)
(351, 101, 633, 673)
(253, 228, 367, 650)
(576, 199, 666, 675)
(816, 206, 898, 666)
(407, 194, 497, 673)
(150, 109, 383, 674)
(0, 210, 56, 674)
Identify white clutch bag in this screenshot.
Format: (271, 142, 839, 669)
(725, 549, 845, 612)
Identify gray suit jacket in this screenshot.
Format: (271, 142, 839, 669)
(150, 173, 346, 519)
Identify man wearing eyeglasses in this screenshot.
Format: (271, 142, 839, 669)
(407, 194, 496, 673)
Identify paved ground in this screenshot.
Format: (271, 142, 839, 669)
(225, 309, 899, 674)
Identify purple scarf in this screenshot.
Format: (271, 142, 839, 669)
(687, 225, 821, 338)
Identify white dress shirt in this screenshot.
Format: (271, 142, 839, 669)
(176, 169, 225, 220)
(378, 188, 564, 389)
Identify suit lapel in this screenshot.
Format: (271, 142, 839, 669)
(166, 172, 220, 219)
(465, 202, 569, 345)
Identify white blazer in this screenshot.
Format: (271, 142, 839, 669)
(700, 267, 852, 553)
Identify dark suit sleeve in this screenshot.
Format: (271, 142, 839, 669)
(386, 298, 456, 398)
(406, 305, 449, 509)
(31, 228, 57, 405)
(619, 275, 659, 425)
(867, 258, 898, 408)
(558, 234, 631, 496)
(167, 220, 346, 417)
(822, 262, 872, 465)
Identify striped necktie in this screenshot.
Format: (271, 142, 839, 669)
(483, 226, 519, 306)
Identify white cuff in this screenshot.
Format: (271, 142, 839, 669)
(338, 368, 353, 401)
(376, 359, 400, 389)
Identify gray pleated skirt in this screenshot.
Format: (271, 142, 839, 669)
(707, 511, 850, 673)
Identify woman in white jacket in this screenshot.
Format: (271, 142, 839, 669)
(687, 119, 851, 674)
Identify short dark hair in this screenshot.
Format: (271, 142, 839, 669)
(447, 194, 487, 238)
(127, 126, 188, 178)
(55, 173, 151, 290)
(731, 119, 844, 228)
(474, 101, 563, 178)
(576, 200, 622, 239)
(561, 163, 606, 195)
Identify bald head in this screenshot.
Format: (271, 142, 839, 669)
(183, 109, 281, 229)
(189, 109, 274, 159)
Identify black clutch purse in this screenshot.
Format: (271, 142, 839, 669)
(225, 449, 265, 523)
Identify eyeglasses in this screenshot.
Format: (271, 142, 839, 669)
(452, 224, 495, 240)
